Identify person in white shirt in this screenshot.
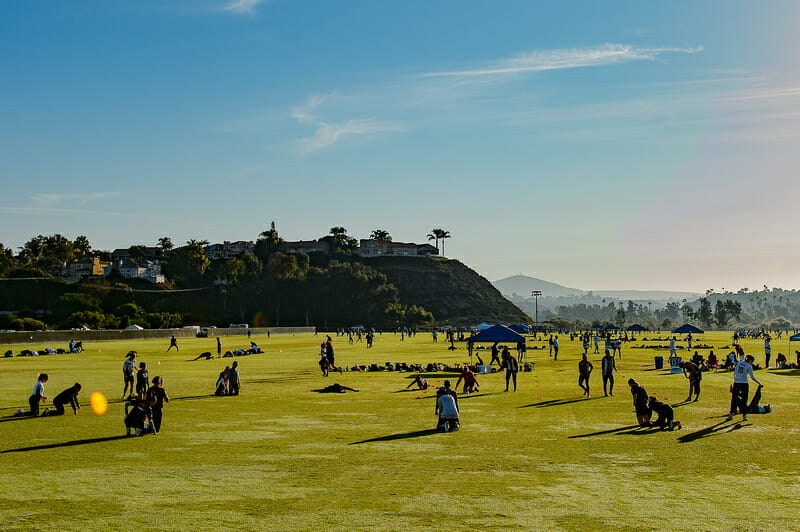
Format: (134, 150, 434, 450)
(553, 336, 560, 360)
(669, 337, 677, 356)
(435, 387, 460, 432)
(728, 354, 761, 422)
(764, 336, 772, 368)
(123, 352, 137, 399)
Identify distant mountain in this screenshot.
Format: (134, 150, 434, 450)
(493, 275, 700, 302)
(492, 275, 584, 298)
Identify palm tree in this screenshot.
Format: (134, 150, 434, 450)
(158, 236, 174, 252)
(427, 231, 439, 251)
(369, 229, 391, 241)
(439, 230, 451, 256)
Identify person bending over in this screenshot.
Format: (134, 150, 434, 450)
(679, 360, 702, 402)
(647, 397, 681, 431)
(45, 383, 81, 416)
(628, 379, 651, 426)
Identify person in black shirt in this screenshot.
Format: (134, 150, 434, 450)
(578, 354, 593, 397)
(136, 362, 149, 399)
(648, 397, 681, 430)
(628, 378, 651, 426)
(146, 376, 170, 433)
(125, 396, 156, 436)
(167, 335, 178, 352)
(46, 383, 81, 416)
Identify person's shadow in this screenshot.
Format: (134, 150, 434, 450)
(678, 420, 747, 443)
(349, 429, 438, 444)
(2, 435, 131, 454)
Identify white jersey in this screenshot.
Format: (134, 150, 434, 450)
(733, 361, 758, 384)
(32, 381, 44, 396)
(437, 394, 459, 419)
(123, 359, 136, 375)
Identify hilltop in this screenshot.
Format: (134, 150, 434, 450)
(493, 274, 700, 302)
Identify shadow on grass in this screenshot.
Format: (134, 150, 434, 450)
(677, 421, 747, 443)
(768, 369, 800, 377)
(350, 428, 438, 444)
(519, 396, 601, 409)
(568, 425, 641, 438)
(2, 434, 131, 454)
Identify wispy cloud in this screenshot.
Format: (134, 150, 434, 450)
(424, 44, 702, 78)
(291, 94, 402, 154)
(30, 191, 125, 208)
(298, 119, 402, 154)
(223, 0, 270, 16)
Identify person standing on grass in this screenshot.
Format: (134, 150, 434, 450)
(594, 333, 600, 354)
(549, 335, 554, 357)
(123, 351, 137, 399)
(601, 349, 616, 397)
(217, 337, 222, 357)
(136, 361, 149, 400)
(228, 361, 240, 395)
(325, 339, 340, 373)
(669, 336, 677, 357)
(45, 383, 81, 416)
(679, 360, 702, 402)
(553, 335, 560, 360)
(728, 354, 761, 422)
(628, 379, 651, 426)
(490, 342, 501, 367)
(147, 376, 169, 433)
(167, 335, 179, 352)
(502, 348, 519, 392)
(764, 335, 772, 368)
(578, 354, 593, 397)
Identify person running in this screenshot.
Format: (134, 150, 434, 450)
(647, 397, 681, 430)
(167, 335, 179, 352)
(455, 367, 479, 394)
(601, 349, 617, 397)
(406, 375, 429, 390)
(123, 351, 137, 399)
(435, 386, 460, 432)
(578, 353, 593, 397)
(146, 376, 170, 433)
(228, 360, 240, 396)
(45, 383, 81, 416)
(136, 361, 149, 399)
(679, 360, 702, 402)
(502, 348, 519, 392)
(490, 343, 501, 367)
(628, 379, 651, 426)
(727, 354, 762, 422)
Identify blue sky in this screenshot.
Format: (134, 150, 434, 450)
(2, 1, 800, 292)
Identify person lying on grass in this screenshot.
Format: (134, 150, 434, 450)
(406, 375, 429, 390)
(311, 384, 359, 393)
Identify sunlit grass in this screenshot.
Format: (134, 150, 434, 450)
(1, 331, 799, 530)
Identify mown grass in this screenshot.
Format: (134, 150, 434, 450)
(1, 331, 799, 531)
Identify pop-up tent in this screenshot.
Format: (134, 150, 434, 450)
(508, 324, 530, 334)
(626, 324, 648, 331)
(473, 322, 492, 330)
(788, 333, 800, 358)
(591, 323, 605, 329)
(605, 324, 620, 330)
(467, 325, 525, 363)
(672, 324, 704, 334)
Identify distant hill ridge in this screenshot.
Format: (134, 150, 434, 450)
(493, 274, 700, 302)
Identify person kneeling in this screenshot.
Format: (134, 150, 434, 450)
(648, 397, 681, 431)
(435, 387, 460, 432)
(124, 396, 156, 436)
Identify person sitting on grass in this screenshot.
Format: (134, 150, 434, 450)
(406, 375, 429, 390)
(628, 379, 651, 426)
(775, 353, 787, 369)
(455, 367, 479, 394)
(647, 397, 681, 431)
(737, 384, 772, 414)
(44, 383, 81, 416)
(125, 396, 156, 436)
(228, 361, 240, 396)
(311, 383, 359, 393)
(215, 367, 230, 396)
(435, 387, 460, 432)
(706, 351, 718, 369)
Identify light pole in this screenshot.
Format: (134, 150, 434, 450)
(531, 290, 542, 324)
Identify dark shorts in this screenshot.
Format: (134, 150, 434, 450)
(124, 374, 134, 384)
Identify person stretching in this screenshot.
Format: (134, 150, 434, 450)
(407, 375, 429, 390)
(628, 379, 651, 426)
(679, 360, 702, 402)
(648, 397, 681, 430)
(727, 354, 761, 422)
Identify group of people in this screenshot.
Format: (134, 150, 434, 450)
(14, 373, 82, 417)
(318, 337, 341, 376)
(214, 361, 241, 396)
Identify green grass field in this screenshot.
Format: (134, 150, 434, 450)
(1, 331, 799, 531)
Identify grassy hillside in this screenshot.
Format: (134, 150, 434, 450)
(362, 257, 531, 325)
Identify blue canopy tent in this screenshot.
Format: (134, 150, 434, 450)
(626, 324, 648, 331)
(508, 324, 530, 334)
(672, 324, 704, 334)
(474, 322, 492, 331)
(467, 325, 525, 363)
(591, 323, 605, 329)
(605, 324, 619, 330)
(790, 333, 800, 342)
